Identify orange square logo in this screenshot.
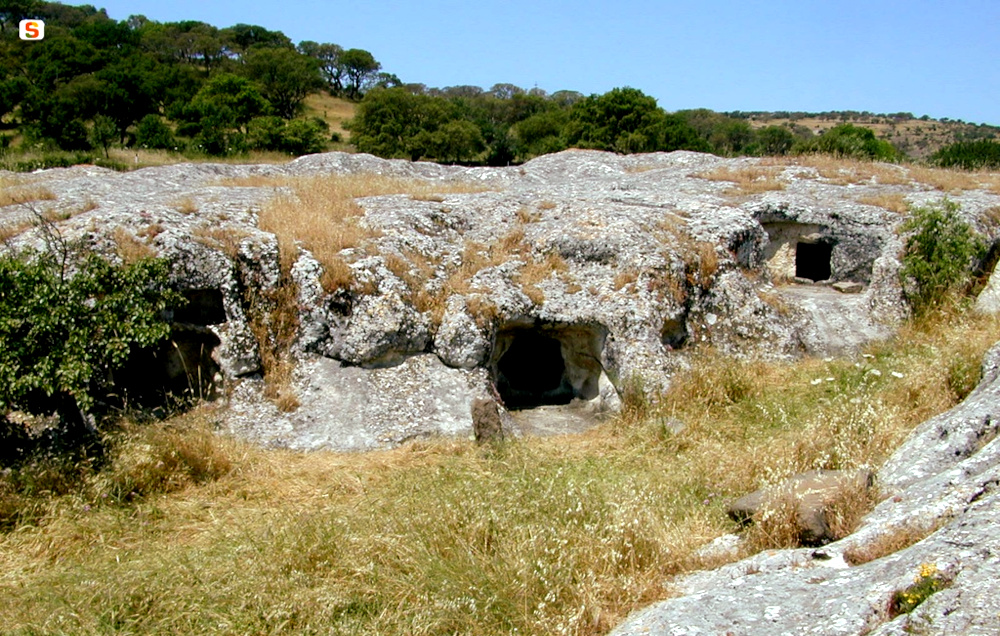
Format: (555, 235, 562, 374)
(19, 19, 45, 40)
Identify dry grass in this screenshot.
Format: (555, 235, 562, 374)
(843, 520, 946, 566)
(614, 269, 640, 291)
(173, 197, 199, 215)
(302, 92, 356, 139)
(694, 165, 785, 195)
(246, 282, 301, 412)
(516, 206, 542, 223)
(191, 226, 250, 260)
(0, 307, 995, 635)
(774, 155, 911, 186)
(907, 165, 987, 192)
(0, 180, 57, 207)
(0, 199, 96, 243)
(741, 478, 879, 552)
(858, 192, 910, 214)
(112, 227, 156, 264)
(254, 173, 491, 291)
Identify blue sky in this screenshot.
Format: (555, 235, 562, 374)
(92, 0, 999, 125)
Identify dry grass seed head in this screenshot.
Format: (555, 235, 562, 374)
(191, 226, 249, 260)
(695, 165, 785, 195)
(257, 174, 490, 290)
(614, 269, 639, 291)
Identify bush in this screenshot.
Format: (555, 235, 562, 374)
(135, 114, 177, 150)
(931, 139, 1000, 170)
(796, 123, 898, 161)
(0, 244, 183, 437)
(900, 199, 986, 314)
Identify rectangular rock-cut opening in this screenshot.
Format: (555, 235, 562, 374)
(796, 241, 833, 282)
(492, 322, 606, 410)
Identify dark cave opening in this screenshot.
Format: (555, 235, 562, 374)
(496, 331, 573, 409)
(112, 327, 221, 409)
(172, 288, 227, 325)
(796, 241, 833, 282)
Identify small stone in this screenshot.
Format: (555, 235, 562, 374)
(832, 281, 864, 294)
(470, 398, 504, 443)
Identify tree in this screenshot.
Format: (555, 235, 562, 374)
(753, 125, 796, 156)
(221, 23, 292, 59)
(0, 238, 181, 435)
(135, 114, 176, 149)
(183, 73, 269, 154)
(339, 48, 381, 100)
(89, 114, 117, 157)
(931, 140, 1000, 170)
(298, 40, 345, 95)
(511, 109, 568, 160)
(348, 87, 450, 159)
(432, 120, 484, 163)
(243, 47, 321, 118)
(0, 0, 40, 32)
(565, 87, 707, 154)
(490, 83, 524, 100)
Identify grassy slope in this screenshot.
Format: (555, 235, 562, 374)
(744, 113, 1000, 160)
(1, 307, 997, 636)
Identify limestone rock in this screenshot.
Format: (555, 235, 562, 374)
(227, 354, 491, 451)
(434, 296, 490, 369)
(5, 150, 1000, 448)
(974, 259, 1000, 314)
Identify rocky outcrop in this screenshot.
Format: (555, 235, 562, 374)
(4, 150, 1000, 450)
(610, 341, 1000, 636)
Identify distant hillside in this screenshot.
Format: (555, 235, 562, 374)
(729, 111, 1000, 160)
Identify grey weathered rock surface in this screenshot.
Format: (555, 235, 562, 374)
(3, 150, 1000, 451)
(610, 341, 1000, 636)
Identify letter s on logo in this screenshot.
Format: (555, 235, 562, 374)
(19, 19, 45, 40)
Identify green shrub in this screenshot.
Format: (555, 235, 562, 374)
(135, 114, 177, 150)
(931, 139, 1000, 170)
(796, 123, 898, 161)
(900, 199, 986, 314)
(0, 246, 182, 436)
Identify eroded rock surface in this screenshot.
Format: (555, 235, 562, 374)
(4, 150, 1000, 450)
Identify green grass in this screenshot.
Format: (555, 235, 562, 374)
(0, 306, 997, 635)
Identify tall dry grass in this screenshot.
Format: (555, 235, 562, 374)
(857, 192, 910, 214)
(0, 306, 996, 635)
(251, 174, 490, 291)
(0, 176, 56, 207)
(694, 165, 785, 195)
(771, 155, 911, 186)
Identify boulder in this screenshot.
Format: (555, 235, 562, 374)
(727, 469, 874, 546)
